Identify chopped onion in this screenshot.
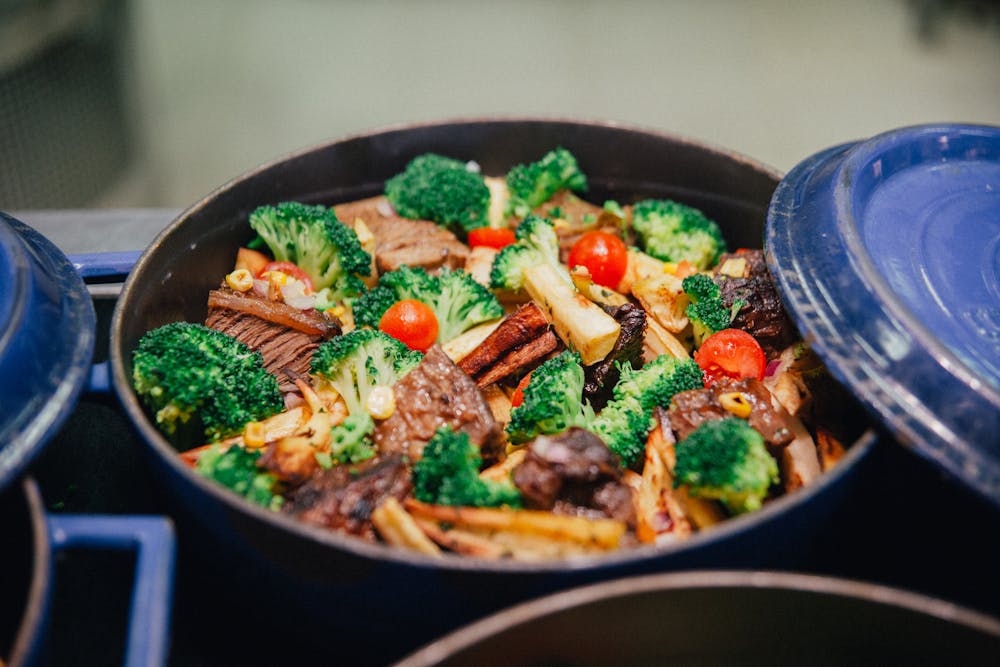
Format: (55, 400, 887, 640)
(465, 160, 481, 173)
(765, 359, 783, 377)
(376, 199, 395, 217)
(252, 278, 269, 297)
(284, 392, 305, 410)
(280, 279, 316, 310)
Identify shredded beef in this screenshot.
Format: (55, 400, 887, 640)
(205, 288, 340, 392)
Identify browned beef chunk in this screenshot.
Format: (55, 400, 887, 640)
(284, 456, 411, 541)
(583, 302, 646, 410)
(334, 196, 469, 273)
(714, 249, 797, 359)
(206, 288, 340, 392)
(374, 345, 502, 462)
(668, 377, 794, 448)
(512, 428, 636, 527)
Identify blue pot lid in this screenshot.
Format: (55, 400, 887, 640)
(767, 123, 1000, 507)
(0, 212, 95, 491)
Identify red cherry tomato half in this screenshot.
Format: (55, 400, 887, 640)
(379, 299, 439, 352)
(468, 227, 516, 249)
(568, 231, 628, 289)
(511, 371, 533, 408)
(258, 261, 314, 292)
(694, 329, 766, 385)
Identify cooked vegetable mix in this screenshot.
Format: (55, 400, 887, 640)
(132, 147, 849, 559)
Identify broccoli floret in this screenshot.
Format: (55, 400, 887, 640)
(195, 444, 283, 511)
(682, 273, 744, 347)
(353, 265, 503, 343)
(631, 199, 726, 270)
(505, 147, 588, 219)
(591, 355, 704, 467)
(385, 154, 491, 235)
(490, 215, 568, 290)
(413, 426, 522, 508)
(673, 417, 779, 515)
(249, 201, 371, 303)
(434, 268, 504, 342)
(327, 412, 376, 465)
(132, 322, 283, 445)
(310, 329, 423, 416)
(506, 351, 597, 445)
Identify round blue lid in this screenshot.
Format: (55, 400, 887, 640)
(0, 211, 96, 492)
(767, 124, 1000, 508)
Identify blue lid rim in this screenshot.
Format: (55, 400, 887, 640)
(766, 123, 1000, 508)
(0, 212, 96, 491)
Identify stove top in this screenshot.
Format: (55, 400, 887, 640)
(14, 209, 1000, 666)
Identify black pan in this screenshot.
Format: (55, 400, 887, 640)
(109, 118, 878, 665)
(394, 571, 1000, 666)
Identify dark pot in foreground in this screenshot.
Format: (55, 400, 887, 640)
(394, 571, 1000, 666)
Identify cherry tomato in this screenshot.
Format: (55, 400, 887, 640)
(379, 299, 439, 352)
(468, 227, 516, 249)
(568, 231, 628, 289)
(511, 372, 533, 408)
(694, 328, 766, 385)
(258, 261, 313, 292)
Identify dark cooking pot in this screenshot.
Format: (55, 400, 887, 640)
(0, 212, 175, 667)
(393, 571, 1000, 666)
(108, 118, 878, 665)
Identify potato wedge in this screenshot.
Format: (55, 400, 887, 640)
(522, 263, 620, 366)
(372, 498, 442, 557)
(405, 500, 626, 550)
(632, 272, 689, 334)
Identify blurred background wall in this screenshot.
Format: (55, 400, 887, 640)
(1, 0, 999, 209)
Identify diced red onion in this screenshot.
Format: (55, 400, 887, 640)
(252, 278, 269, 297)
(765, 359, 782, 377)
(284, 392, 305, 410)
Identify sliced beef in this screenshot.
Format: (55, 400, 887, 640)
(583, 302, 646, 410)
(284, 456, 411, 541)
(206, 288, 340, 392)
(713, 249, 797, 359)
(374, 345, 502, 461)
(668, 377, 794, 448)
(512, 428, 636, 527)
(335, 196, 469, 273)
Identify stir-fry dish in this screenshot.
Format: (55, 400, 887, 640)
(132, 148, 850, 560)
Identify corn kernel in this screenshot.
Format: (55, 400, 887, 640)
(719, 392, 752, 418)
(243, 421, 267, 448)
(366, 386, 396, 420)
(262, 270, 288, 286)
(662, 262, 678, 274)
(226, 268, 254, 292)
(552, 218, 570, 229)
(353, 218, 374, 246)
